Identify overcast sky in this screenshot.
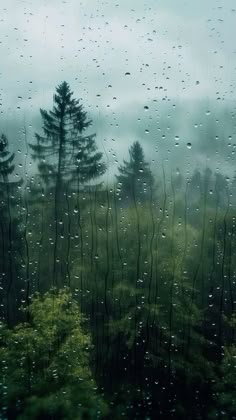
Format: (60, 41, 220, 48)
(0, 0, 235, 178)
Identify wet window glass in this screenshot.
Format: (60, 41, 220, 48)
(0, 1, 235, 419)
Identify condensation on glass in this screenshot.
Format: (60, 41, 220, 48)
(0, 1, 235, 419)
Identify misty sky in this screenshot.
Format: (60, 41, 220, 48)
(0, 0, 236, 179)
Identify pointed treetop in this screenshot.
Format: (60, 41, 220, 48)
(116, 140, 154, 201)
(0, 134, 8, 152)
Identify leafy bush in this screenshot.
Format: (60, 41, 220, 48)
(0, 289, 107, 419)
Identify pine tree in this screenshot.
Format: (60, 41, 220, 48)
(116, 141, 154, 202)
(30, 81, 106, 192)
(0, 134, 15, 182)
(0, 134, 21, 322)
(29, 82, 106, 285)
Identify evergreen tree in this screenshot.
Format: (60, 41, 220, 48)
(0, 134, 21, 323)
(116, 141, 154, 203)
(0, 134, 15, 182)
(29, 82, 106, 285)
(189, 169, 202, 193)
(215, 172, 228, 207)
(30, 81, 106, 193)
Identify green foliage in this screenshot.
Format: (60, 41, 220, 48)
(116, 141, 154, 202)
(29, 81, 106, 287)
(66, 194, 219, 417)
(18, 170, 235, 418)
(0, 289, 107, 419)
(0, 134, 15, 181)
(30, 81, 106, 189)
(209, 315, 236, 419)
(0, 133, 22, 323)
(209, 344, 236, 419)
(1, 119, 235, 420)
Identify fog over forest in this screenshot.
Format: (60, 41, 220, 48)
(0, 1, 236, 419)
(1, 0, 236, 180)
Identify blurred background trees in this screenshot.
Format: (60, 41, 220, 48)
(0, 83, 235, 419)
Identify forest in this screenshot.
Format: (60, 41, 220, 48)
(0, 81, 235, 419)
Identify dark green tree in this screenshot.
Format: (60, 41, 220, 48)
(30, 82, 106, 284)
(210, 315, 236, 419)
(116, 141, 154, 203)
(30, 81, 106, 191)
(215, 172, 228, 207)
(0, 134, 15, 181)
(0, 134, 22, 323)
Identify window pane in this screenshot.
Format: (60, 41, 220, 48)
(0, 1, 235, 419)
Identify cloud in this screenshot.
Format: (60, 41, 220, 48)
(0, 0, 235, 179)
(1, 0, 235, 113)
